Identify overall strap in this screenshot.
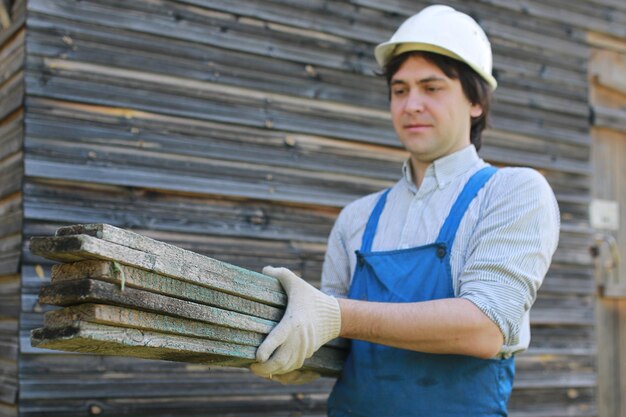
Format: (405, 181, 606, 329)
(360, 189, 391, 252)
(436, 166, 497, 246)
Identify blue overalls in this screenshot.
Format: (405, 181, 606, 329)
(327, 166, 515, 417)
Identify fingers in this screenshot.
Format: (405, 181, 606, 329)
(255, 321, 290, 363)
(250, 344, 295, 377)
(252, 264, 326, 381)
(262, 265, 290, 278)
(262, 266, 299, 291)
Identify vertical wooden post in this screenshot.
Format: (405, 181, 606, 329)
(0, 0, 11, 29)
(588, 32, 626, 417)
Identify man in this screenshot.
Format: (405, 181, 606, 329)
(250, 5, 560, 416)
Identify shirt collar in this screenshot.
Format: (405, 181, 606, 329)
(402, 145, 481, 192)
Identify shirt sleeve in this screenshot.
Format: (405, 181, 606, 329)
(321, 207, 352, 298)
(458, 168, 560, 348)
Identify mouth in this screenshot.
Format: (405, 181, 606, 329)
(403, 124, 432, 131)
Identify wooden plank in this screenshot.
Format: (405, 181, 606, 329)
(0, 293, 20, 317)
(619, 301, 626, 417)
(0, 337, 17, 361)
(29, 234, 286, 307)
(509, 391, 596, 417)
(17, 102, 571, 170)
(37, 274, 346, 350)
(18, 372, 333, 417)
(179, 0, 389, 44)
(24, 57, 396, 146)
(0, 275, 19, 297)
(0, 0, 24, 48)
(25, 8, 590, 105)
(0, 210, 21, 240)
(0, 0, 11, 30)
(19, 401, 327, 417)
(0, 235, 20, 255)
(596, 298, 620, 417)
(22, 178, 339, 244)
(30, 321, 258, 367)
(593, 106, 626, 132)
(0, 402, 16, 417)
(590, 32, 626, 413)
(27, 0, 598, 75)
(25, 20, 390, 110)
(589, 48, 626, 95)
(588, 31, 626, 54)
(23, 99, 404, 181)
(0, 29, 23, 86)
(22, 134, 587, 208)
(30, 321, 345, 376)
(37, 279, 275, 334)
(51, 261, 284, 322)
(25, 55, 591, 142)
(43, 303, 264, 348)
(64, 225, 291, 284)
(22, 229, 327, 286)
(27, 0, 378, 75)
(0, 72, 22, 121)
(479, 0, 626, 39)
(18, 366, 337, 399)
(0, 360, 17, 392)
(0, 254, 21, 275)
(23, 154, 386, 209)
(352, 0, 593, 58)
(56, 225, 292, 298)
(0, 112, 23, 163)
(23, 96, 590, 170)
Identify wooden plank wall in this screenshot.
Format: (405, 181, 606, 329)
(15, 0, 625, 416)
(0, 0, 25, 416)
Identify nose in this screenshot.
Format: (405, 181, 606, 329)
(404, 89, 425, 113)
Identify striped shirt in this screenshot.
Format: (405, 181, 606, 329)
(321, 145, 560, 357)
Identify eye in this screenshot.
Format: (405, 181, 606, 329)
(425, 85, 441, 93)
(392, 87, 408, 96)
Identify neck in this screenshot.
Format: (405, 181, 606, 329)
(409, 157, 430, 188)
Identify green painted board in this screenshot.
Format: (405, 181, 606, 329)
(30, 321, 345, 376)
(55, 223, 282, 293)
(39, 278, 275, 334)
(30, 234, 286, 307)
(52, 260, 284, 321)
(44, 303, 265, 347)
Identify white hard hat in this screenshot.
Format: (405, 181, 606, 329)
(374, 5, 497, 90)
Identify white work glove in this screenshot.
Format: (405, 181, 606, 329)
(249, 266, 341, 378)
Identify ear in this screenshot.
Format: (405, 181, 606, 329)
(470, 102, 483, 118)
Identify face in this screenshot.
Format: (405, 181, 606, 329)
(390, 55, 483, 167)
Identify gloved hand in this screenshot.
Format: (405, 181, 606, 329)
(262, 370, 321, 385)
(249, 266, 341, 378)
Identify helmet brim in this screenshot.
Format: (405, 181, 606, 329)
(375, 41, 498, 90)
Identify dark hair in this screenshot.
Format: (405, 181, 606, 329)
(381, 51, 492, 151)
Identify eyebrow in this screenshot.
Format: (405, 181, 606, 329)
(390, 76, 447, 85)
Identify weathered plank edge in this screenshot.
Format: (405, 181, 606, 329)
(30, 321, 344, 376)
(56, 223, 282, 291)
(51, 260, 284, 322)
(43, 303, 265, 348)
(29, 234, 286, 307)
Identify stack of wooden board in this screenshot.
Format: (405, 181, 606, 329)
(29, 223, 346, 376)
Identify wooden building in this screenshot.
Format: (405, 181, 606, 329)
(1, 0, 625, 416)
